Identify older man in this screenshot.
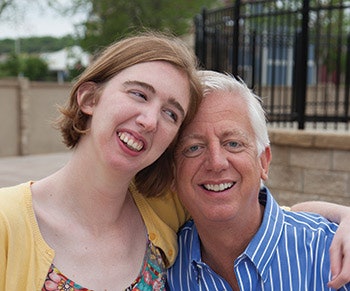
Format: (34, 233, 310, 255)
(167, 70, 350, 290)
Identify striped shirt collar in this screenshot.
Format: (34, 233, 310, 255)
(188, 187, 284, 282)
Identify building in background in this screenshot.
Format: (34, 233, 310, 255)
(40, 46, 90, 83)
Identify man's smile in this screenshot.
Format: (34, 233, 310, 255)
(202, 182, 234, 192)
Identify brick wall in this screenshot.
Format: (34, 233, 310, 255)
(266, 129, 350, 206)
(0, 78, 70, 156)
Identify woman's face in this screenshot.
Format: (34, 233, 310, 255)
(78, 61, 191, 176)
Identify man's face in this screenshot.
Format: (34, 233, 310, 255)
(174, 89, 271, 224)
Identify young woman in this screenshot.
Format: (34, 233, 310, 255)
(0, 32, 202, 291)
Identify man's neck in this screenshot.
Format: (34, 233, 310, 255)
(196, 203, 265, 290)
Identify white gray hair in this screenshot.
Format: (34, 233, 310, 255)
(198, 70, 270, 155)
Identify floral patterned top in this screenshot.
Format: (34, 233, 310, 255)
(42, 240, 167, 291)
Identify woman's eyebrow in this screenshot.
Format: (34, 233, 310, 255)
(123, 80, 155, 93)
(124, 80, 186, 119)
(168, 97, 185, 120)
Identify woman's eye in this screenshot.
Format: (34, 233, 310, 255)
(182, 144, 203, 158)
(164, 109, 178, 122)
(130, 91, 147, 100)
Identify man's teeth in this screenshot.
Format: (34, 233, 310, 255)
(203, 182, 234, 192)
(118, 132, 144, 151)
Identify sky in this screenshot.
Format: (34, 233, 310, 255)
(0, 2, 86, 39)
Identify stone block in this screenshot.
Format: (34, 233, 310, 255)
(270, 145, 290, 165)
(333, 150, 350, 172)
(304, 169, 348, 196)
(290, 148, 332, 170)
(266, 165, 303, 192)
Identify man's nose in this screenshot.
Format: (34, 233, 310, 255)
(205, 145, 230, 172)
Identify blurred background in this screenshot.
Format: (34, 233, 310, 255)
(0, 0, 222, 82)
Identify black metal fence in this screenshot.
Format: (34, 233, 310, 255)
(194, 0, 350, 130)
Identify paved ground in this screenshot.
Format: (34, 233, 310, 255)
(0, 151, 71, 187)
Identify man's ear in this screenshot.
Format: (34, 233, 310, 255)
(260, 146, 272, 181)
(77, 82, 97, 115)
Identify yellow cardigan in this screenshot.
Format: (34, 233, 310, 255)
(0, 182, 188, 290)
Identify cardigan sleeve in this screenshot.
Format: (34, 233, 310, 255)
(129, 182, 190, 267)
(0, 183, 54, 290)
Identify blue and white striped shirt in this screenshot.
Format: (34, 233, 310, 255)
(167, 187, 350, 291)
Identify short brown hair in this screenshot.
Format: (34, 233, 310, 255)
(56, 31, 202, 197)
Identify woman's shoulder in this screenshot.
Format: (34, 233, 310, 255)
(0, 181, 32, 217)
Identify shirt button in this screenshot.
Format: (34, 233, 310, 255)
(149, 232, 156, 241)
(168, 249, 173, 257)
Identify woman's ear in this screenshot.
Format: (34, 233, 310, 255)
(77, 82, 97, 115)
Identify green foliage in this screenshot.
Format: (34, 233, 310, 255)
(22, 56, 49, 81)
(0, 53, 24, 76)
(0, 0, 222, 61)
(77, 0, 220, 53)
(0, 38, 16, 54)
(0, 53, 49, 80)
(0, 36, 78, 54)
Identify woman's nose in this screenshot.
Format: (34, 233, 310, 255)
(136, 110, 158, 133)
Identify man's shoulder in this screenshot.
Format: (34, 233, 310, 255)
(282, 209, 338, 235)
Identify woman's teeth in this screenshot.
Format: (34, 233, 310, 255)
(118, 132, 144, 151)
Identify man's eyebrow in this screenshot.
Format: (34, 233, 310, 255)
(176, 133, 203, 147)
(124, 80, 186, 120)
(181, 133, 203, 140)
(123, 80, 155, 93)
(222, 129, 251, 143)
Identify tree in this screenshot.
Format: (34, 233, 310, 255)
(22, 56, 49, 81)
(75, 0, 220, 53)
(0, 0, 12, 16)
(0, 53, 48, 80)
(1, 0, 221, 54)
(0, 52, 24, 76)
(0, 36, 78, 54)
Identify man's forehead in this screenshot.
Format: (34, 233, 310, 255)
(201, 90, 244, 111)
(180, 126, 248, 142)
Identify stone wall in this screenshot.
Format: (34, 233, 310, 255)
(266, 129, 350, 206)
(0, 78, 70, 156)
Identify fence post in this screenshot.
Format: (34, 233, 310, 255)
(194, 8, 207, 68)
(232, 0, 241, 76)
(251, 30, 256, 88)
(345, 34, 350, 126)
(295, 0, 310, 130)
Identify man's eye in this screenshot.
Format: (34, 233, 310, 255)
(182, 145, 203, 158)
(225, 140, 243, 152)
(228, 141, 239, 148)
